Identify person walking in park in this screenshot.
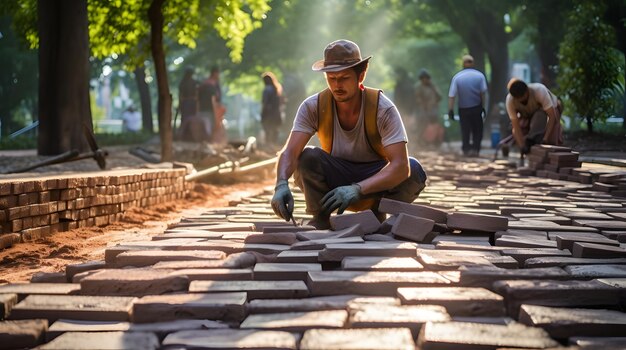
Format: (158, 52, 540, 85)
(506, 78, 563, 154)
(178, 67, 199, 123)
(448, 55, 488, 157)
(270, 39, 428, 229)
(198, 67, 226, 143)
(261, 71, 284, 149)
(414, 69, 443, 147)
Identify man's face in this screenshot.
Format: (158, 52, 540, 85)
(514, 90, 529, 105)
(325, 69, 362, 103)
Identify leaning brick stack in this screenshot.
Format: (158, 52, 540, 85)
(520, 145, 582, 181)
(519, 145, 626, 197)
(0, 168, 187, 249)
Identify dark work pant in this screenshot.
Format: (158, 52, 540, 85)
(459, 105, 483, 154)
(293, 147, 427, 216)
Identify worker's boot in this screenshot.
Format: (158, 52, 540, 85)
(307, 212, 331, 230)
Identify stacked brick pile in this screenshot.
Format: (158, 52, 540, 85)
(519, 144, 626, 197)
(0, 168, 187, 248)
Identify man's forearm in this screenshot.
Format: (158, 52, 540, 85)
(276, 149, 297, 183)
(448, 97, 455, 110)
(356, 161, 409, 195)
(543, 108, 558, 143)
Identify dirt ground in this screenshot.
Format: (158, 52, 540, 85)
(0, 179, 275, 283)
(0, 141, 276, 284)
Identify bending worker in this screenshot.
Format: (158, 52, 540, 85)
(506, 78, 563, 154)
(270, 39, 427, 230)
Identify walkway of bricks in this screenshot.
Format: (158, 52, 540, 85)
(1, 147, 626, 349)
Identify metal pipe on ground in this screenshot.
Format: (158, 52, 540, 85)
(184, 156, 277, 182)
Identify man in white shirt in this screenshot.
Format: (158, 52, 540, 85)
(448, 55, 488, 157)
(505, 78, 563, 154)
(270, 39, 427, 229)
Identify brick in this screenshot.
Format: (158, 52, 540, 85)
(45, 319, 227, 342)
(458, 266, 568, 288)
(342, 257, 424, 271)
(379, 198, 448, 223)
(30, 272, 66, 283)
(500, 248, 571, 266)
(524, 256, 626, 268)
(37, 331, 159, 350)
(254, 263, 322, 280)
(570, 336, 626, 348)
(80, 269, 189, 296)
(296, 225, 364, 241)
(152, 252, 257, 270)
(248, 295, 399, 314)
(189, 280, 309, 299)
(565, 264, 626, 278)
(494, 279, 620, 318)
(9, 295, 134, 322)
(348, 304, 449, 337)
(417, 250, 497, 270)
(398, 287, 505, 317)
(171, 268, 253, 281)
(243, 232, 298, 245)
(330, 210, 381, 233)
(519, 304, 626, 339)
(416, 321, 559, 349)
(290, 236, 364, 250)
(318, 242, 419, 262)
(0, 233, 20, 250)
(572, 242, 626, 258)
(133, 292, 247, 323)
(0, 319, 48, 349)
(0, 283, 80, 299)
(307, 270, 449, 296)
(555, 234, 620, 251)
(0, 293, 17, 320)
(391, 213, 436, 243)
(275, 250, 320, 263)
(240, 310, 347, 332)
(114, 250, 226, 268)
(495, 235, 557, 249)
(447, 212, 508, 232)
(300, 328, 415, 350)
(162, 329, 298, 350)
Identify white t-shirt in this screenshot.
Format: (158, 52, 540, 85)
(292, 90, 407, 162)
(448, 68, 488, 108)
(506, 83, 558, 119)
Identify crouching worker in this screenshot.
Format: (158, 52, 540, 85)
(506, 78, 563, 154)
(270, 39, 427, 230)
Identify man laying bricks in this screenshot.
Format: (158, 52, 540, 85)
(270, 39, 427, 230)
(506, 78, 564, 154)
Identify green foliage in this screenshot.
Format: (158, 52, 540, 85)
(0, 14, 38, 135)
(0, 135, 36, 150)
(557, 1, 622, 126)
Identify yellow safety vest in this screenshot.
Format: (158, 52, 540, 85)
(317, 86, 386, 159)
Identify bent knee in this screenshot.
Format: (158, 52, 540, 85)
(297, 147, 325, 173)
(409, 157, 427, 184)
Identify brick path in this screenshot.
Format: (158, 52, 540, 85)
(1, 149, 626, 349)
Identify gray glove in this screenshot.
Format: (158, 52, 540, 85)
(271, 180, 294, 221)
(320, 184, 362, 215)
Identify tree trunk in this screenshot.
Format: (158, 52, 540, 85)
(38, 0, 92, 155)
(586, 116, 594, 134)
(148, 0, 173, 161)
(134, 66, 154, 133)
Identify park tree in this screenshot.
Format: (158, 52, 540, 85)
(5, 0, 269, 159)
(557, 1, 621, 133)
(604, 0, 626, 128)
(420, 0, 523, 115)
(0, 15, 38, 137)
(520, 0, 570, 88)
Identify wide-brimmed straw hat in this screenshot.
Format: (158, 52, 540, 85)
(311, 39, 372, 72)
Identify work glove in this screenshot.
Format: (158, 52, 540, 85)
(271, 179, 294, 221)
(448, 110, 455, 121)
(320, 184, 362, 215)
